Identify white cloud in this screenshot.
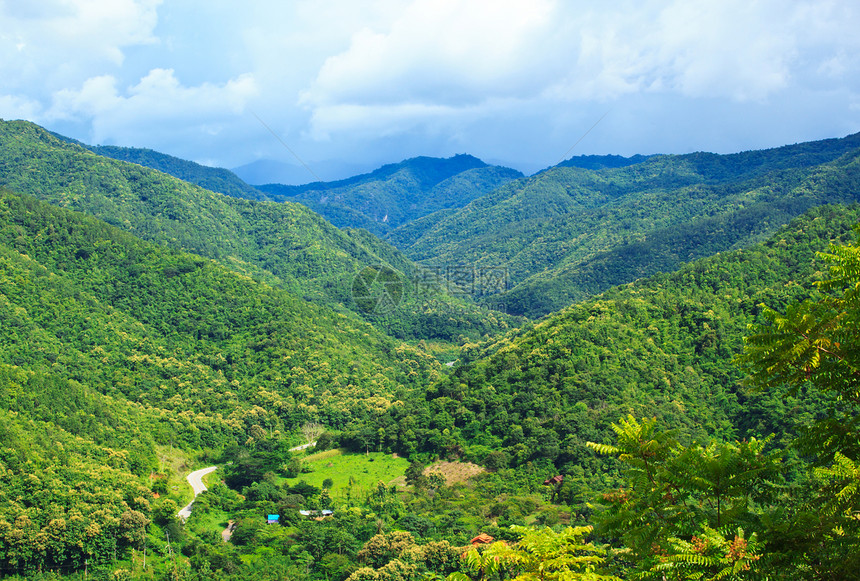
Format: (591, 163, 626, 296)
(2, 0, 860, 171)
(0, 0, 160, 90)
(0, 94, 42, 120)
(298, 0, 860, 146)
(300, 0, 557, 106)
(47, 68, 258, 145)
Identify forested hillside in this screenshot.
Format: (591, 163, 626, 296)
(0, 120, 518, 342)
(0, 187, 448, 574)
(83, 144, 270, 201)
(258, 154, 522, 235)
(178, 202, 860, 580)
(354, 205, 860, 480)
(0, 188, 443, 439)
(4, 119, 860, 579)
(391, 133, 860, 316)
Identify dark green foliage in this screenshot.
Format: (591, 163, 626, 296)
(733, 229, 860, 577)
(393, 133, 860, 316)
(392, 205, 860, 488)
(258, 154, 523, 236)
(558, 153, 652, 170)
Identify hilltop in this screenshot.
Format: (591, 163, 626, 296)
(389, 133, 860, 316)
(257, 154, 523, 236)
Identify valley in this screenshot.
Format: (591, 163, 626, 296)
(1, 120, 859, 579)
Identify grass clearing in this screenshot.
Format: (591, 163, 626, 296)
(282, 449, 410, 497)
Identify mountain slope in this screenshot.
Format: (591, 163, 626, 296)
(0, 188, 440, 435)
(0, 187, 447, 574)
(391, 133, 860, 316)
(85, 144, 271, 201)
(380, 204, 859, 481)
(0, 120, 518, 341)
(257, 154, 523, 235)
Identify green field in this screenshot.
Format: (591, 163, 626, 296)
(281, 449, 410, 498)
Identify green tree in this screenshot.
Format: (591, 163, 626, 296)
(737, 229, 860, 576)
(587, 416, 777, 579)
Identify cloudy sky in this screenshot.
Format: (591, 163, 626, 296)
(2, 0, 860, 181)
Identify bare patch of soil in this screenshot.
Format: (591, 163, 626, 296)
(424, 461, 485, 485)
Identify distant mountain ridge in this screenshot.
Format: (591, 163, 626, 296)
(558, 153, 652, 170)
(88, 144, 271, 201)
(46, 130, 271, 202)
(257, 154, 523, 235)
(390, 131, 860, 317)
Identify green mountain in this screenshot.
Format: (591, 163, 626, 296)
(257, 154, 523, 236)
(557, 152, 652, 170)
(355, 204, 860, 480)
(0, 187, 443, 438)
(0, 187, 445, 573)
(0, 120, 518, 342)
(84, 144, 271, 201)
(4, 118, 860, 578)
(391, 134, 860, 317)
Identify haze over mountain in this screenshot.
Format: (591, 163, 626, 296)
(232, 158, 372, 187)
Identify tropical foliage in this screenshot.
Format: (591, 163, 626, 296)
(0, 120, 520, 342)
(3, 120, 860, 580)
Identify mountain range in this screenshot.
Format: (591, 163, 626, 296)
(2, 118, 860, 578)
(256, 154, 523, 236)
(387, 133, 860, 316)
(0, 120, 518, 343)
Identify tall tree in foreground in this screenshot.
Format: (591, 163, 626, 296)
(587, 417, 775, 580)
(737, 227, 860, 578)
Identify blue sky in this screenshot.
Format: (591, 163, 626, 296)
(2, 0, 860, 181)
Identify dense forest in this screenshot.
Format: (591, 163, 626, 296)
(81, 144, 271, 202)
(390, 133, 860, 316)
(0, 120, 520, 343)
(257, 154, 522, 236)
(2, 122, 860, 579)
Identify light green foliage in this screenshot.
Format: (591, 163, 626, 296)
(588, 416, 779, 576)
(280, 450, 409, 497)
(484, 525, 617, 581)
(652, 527, 763, 581)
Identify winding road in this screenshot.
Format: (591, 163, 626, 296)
(177, 466, 218, 521)
(177, 442, 316, 521)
